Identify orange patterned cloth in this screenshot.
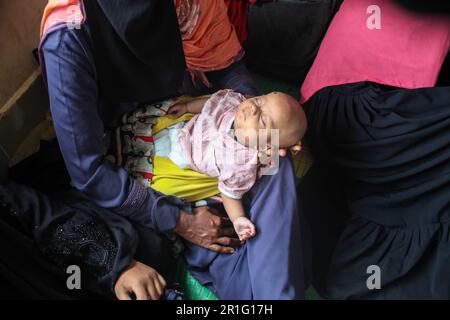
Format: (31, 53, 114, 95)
(41, 0, 243, 86)
(224, 0, 257, 45)
(174, 0, 243, 86)
(40, 0, 84, 37)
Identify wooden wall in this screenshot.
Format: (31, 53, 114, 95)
(0, 0, 47, 107)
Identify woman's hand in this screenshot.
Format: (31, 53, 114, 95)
(175, 207, 243, 254)
(114, 260, 166, 300)
(281, 144, 302, 157)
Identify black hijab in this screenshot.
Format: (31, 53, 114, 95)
(395, 0, 450, 14)
(83, 0, 186, 103)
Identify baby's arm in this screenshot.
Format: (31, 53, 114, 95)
(186, 97, 209, 114)
(168, 97, 209, 118)
(221, 193, 256, 241)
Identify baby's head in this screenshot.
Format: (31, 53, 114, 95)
(234, 92, 307, 152)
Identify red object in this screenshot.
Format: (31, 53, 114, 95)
(138, 172, 154, 180)
(224, 0, 257, 45)
(136, 136, 154, 143)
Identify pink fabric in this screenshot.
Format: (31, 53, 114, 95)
(179, 90, 259, 199)
(300, 0, 450, 104)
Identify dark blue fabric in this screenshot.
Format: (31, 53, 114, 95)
(40, 21, 258, 232)
(38, 20, 304, 300)
(303, 82, 450, 299)
(0, 181, 178, 298)
(41, 24, 183, 232)
(179, 59, 260, 97)
(0, 182, 138, 297)
(82, 0, 186, 103)
(185, 158, 307, 300)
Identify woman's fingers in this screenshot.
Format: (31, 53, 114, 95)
(208, 243, 235, 254)
(153, 273, 166, 298)
(115, 286, 132, 300)
(152, 278, 165, 298)
(219, 216, 233, 227)
(215, 236, 243, 247)
(146, 281, 159, 300)
(219, 226, 237, 237)
(290, 144, 302, 155)
(114, 260, 169, 300)
(152, 282, 163, 299)
(132, 274, 166, 300)
(133, 283, 150, 300)
(175, 208, 244, 253)
(157, 273, 167, 289)
(291, 144, 302, 152)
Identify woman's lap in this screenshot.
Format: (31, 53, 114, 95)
(302, 82, 450, 299)
(184, 157, 307, 299)
(0, 181, 146, 298)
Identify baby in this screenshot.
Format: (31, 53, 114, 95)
(160, 89, 307, 241)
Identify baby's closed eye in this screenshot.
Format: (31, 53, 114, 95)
(259, 114, 266, 127)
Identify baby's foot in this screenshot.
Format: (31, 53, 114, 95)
(233, 217, 256, 241)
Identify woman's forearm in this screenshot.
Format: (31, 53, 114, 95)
(42, 28, 187, 232)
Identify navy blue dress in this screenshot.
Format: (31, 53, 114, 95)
(41, 23, 257, 234)
(302, 82, 450, 299)
(39, 21, 307, 299)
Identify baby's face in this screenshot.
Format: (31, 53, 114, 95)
(234, 92, 307, 149)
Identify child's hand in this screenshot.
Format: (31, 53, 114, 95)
(233, 217, 256, 241)
(168, 103, 188, 118)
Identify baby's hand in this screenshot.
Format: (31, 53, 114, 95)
(168, 103, 188, 118)
(233, 217, 256, 241)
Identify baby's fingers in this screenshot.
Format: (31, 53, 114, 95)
(168, 104, 187, 118)
(167, 106, 180, 116)
(249, 223, 257, 236)
(239, 231, 254, 241)
(167, 106, 179, 114)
